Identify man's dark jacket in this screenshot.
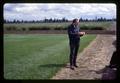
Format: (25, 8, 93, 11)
(68, 24, 80, 44)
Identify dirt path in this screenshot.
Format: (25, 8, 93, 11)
(52, 34, 116, 80)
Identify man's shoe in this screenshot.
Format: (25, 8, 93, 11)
(70, 66, 74, 70)
(74, 65, 78, 68)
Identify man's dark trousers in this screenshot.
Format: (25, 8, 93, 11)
(69, 38, 80, 66)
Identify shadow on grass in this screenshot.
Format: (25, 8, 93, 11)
(39, 64, 66, 68)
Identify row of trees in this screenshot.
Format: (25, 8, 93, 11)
(4, 17, 116, 23)
(79, 17, 116, 22)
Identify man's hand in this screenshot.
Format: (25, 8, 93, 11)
(78, 32, 85, 36)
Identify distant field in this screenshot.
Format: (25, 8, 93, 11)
(4, 34, 96, 79)
(4, 21, 113, 30)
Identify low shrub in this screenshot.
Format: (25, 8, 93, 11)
(80, 26, 104, 30)
(6, 26, 17, 31)
(29, 27, 50, 30)
(90, 27, 104, 30)
(22, 28, 26, 31)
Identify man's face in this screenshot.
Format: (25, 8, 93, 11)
(74, 20, 79, 26)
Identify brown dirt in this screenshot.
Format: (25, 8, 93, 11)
(4, 30, 115, 35)
(51, 34, 116, 80)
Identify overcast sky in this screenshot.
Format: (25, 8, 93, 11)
(4, 3, 116, 21)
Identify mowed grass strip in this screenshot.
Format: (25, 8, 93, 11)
(4, 34, 96, 79)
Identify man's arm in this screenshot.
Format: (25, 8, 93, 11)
(78, 32, 85, 36)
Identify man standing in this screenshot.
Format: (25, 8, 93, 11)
(68, 19, 85, 70)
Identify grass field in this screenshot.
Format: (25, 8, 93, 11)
(4, 34, 96, 79)
(4, 21, 113, 30)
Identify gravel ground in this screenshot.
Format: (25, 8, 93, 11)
(52, 34, 116, 80)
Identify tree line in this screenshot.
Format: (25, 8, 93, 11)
(4, 17, 116, 23)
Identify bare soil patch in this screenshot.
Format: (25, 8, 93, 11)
(4, 30, 115, 35)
